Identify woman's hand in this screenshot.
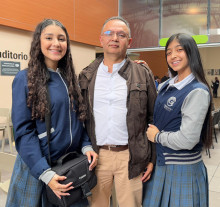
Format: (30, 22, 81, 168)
(133, 60, 149, 67)
(85, 151, 98, 171)
(147, 124, 160, 143)
(48, 174, 74, 199)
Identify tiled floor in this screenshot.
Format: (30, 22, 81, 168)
(1, 126, 220, 206)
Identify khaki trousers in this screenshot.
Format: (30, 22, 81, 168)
(88, 149, 142, 207)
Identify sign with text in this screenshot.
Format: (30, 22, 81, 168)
(1, 61, 20, 76)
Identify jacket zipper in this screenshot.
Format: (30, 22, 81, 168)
(57, 72, 73, 152)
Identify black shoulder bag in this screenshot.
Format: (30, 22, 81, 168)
(45, 82, 97, 207)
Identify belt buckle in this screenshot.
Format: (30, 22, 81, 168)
(108, 145, 117, 150)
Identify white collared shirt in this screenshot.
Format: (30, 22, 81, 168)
(94, 60, 128, 146)
(168, 73, 195, 90)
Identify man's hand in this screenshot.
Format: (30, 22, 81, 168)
(141, 162, 154, 183)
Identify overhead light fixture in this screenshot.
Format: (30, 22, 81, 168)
(187, 7, 199, 14)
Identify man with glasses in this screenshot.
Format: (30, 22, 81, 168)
(79, 16, 157, 207)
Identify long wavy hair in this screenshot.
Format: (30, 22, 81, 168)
(27, 19, 86, 121)
(165, 33, 213, 149)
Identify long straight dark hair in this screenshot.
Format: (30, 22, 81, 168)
(165, 33, 213, 149)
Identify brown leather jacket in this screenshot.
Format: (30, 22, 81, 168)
(79, 56, 157, 179)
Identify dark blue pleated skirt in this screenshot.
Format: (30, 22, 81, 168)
(6, 155, 43, 207)
(142, 161, 209, 207)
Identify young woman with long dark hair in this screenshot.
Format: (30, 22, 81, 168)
(143, 33, 212, 207)
(6, 19, 98, 207)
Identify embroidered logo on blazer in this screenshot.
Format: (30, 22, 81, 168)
(167, 97, 176, 107)
(164, 96, 176, 111)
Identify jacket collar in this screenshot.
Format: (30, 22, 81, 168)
(82, 55, 104, 81)
(118, 56, 131, 81)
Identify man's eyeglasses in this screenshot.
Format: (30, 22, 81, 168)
(102, 30, 129, 39)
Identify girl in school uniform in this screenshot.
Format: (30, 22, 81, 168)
(143, 33, 212, 207)
(6, 19, 98, 207)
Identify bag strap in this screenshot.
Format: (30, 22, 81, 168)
(45, 76, 52, 166)
(81, 183, 92, 198)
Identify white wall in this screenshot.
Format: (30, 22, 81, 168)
(199, 47, 220, 88)
(71, 41, 96, 75)
(0, 25, 96, 109)
(0, 26, 30, 109)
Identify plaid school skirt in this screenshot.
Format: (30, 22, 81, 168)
(6, 155, 44, 207)
(142, 161, 209, 207)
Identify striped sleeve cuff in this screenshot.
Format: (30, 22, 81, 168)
(155, 132, 161, 143)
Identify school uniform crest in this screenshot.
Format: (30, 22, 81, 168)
(164, 96, 176, 112)
(167, 96, 176, 107)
